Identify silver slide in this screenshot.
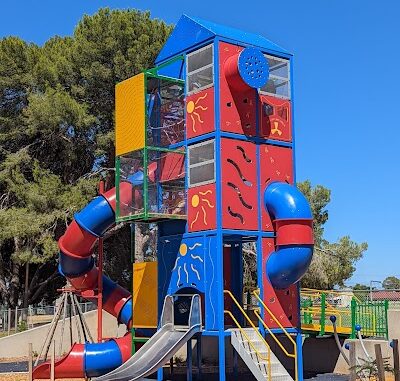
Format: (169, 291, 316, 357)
(94, 294, 202, 381)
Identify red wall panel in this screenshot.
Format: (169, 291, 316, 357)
(221, 138, 257, 230)
(262, 238, 299, 329)
(186, 87, 215, 139)
(259, 94, 292, 142)
(188, 183, 216, 232)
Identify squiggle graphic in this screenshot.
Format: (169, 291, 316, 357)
(184, 263, 189, 283)
(189, 243, 202, 250)
(191, 264, 200, 280)
(177, 266, 181, 287)
(191, 254, 203, 263)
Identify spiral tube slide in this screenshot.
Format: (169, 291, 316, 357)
(33, 180, 136, 379)
(264, 182, 314, 289)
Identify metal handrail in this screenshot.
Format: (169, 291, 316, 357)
(253, 289, 298, 381)
(223, 290, 272, 381)
(301, 288, 362, 303)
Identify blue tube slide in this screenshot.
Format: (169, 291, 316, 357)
(264, 182, 314, 289)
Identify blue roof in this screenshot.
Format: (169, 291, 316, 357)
(156, 15, 290, 64)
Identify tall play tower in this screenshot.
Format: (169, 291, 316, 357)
(114, 15, 314, 381)
(33, 14, 314, 381)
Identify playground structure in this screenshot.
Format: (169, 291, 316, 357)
(300, 288, 389, 338)
(33, 15, 316, 381)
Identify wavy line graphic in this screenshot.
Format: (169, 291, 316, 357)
(226, 182, 253, 209)
(236, 145, 252, 163)
(227, 159, 252, 186)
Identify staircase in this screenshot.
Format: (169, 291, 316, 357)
(230, 328, 293, 381)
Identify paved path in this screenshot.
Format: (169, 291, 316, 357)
(0, 361, 28, 373)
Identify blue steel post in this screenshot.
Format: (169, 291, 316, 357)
(296, 329, 304, 381)
(213, 37, 226, 381)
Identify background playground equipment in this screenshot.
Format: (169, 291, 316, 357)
(33, 15, 315, 381)
(300, 288, 389, 338)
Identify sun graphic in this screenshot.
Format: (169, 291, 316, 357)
(190, 190, 214, 229)
(172, 243, 204, 287)
(186, 93, 208, 132)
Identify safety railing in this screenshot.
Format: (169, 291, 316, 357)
(224, 290, 272, 381)
(300, 289, 388, 338)
(252, 289, 298, 381)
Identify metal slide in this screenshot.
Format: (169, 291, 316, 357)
(95, 294, 202, 381)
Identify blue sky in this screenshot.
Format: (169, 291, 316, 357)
(1, 1, 399, 286)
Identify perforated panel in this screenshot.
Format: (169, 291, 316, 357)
(221, 138, 257, 230)
(219, 42, 257, 136)
(115, 73, 145, 156)
(262, 238, 299, 329)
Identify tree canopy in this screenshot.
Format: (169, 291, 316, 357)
(298, 181, 368, 289)
(0, 8, 172, 308)
(382, 276, 400, 290)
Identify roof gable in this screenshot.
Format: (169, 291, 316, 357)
(156, 15, 289, 64)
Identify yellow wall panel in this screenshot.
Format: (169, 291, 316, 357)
(115, 73, 145, 156)
(132, 261, 158, 328)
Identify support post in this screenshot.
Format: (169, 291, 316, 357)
(50, 341, 55, 381)
(28, 343, 33, 381)
(320, 293, 326, 336)
(348, 341, 356, 381)
(97, 180, 105, 343)
(375, 343, 386, 381)
(187, 338, 193, 381)
(296, 330, 304, 381)
(393, 339, 400, 381)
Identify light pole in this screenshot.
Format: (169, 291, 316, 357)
(370, 280, 383, 301)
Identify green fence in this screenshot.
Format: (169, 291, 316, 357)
(351, 299, 389, 339)
(300, 291, 389, 339)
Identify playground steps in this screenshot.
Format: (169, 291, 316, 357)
(230, 328, 293, 381)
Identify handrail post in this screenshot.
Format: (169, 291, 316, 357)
(320, 293, 326, 336)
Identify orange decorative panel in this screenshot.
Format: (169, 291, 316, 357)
(260, 145, 293, 231)
(262, 238, 299, 328)
(219, 42, 257, 137)
(115, 73, 145, 156)
(259, 94, 292, 142)
(221, 138, 257, 230)
(186, 88, 215, 139)
(188, 183, 216, 232)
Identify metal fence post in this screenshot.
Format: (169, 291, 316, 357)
(320, 292, 326, 335)
(7, 308, 11, 336)
(350, 298, 356, 339)
(384, 300, 389, 339)
(15, 306, 18, 333)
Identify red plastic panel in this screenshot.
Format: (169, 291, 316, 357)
(186, 88, 215, 139)
(259, 94, 292, 142)
(260, 144, 294, 231)
(159, 152, 185, 182)
(188, 183, 216, 232)
(221, 138, 257, 230)
(219, 42, 257, 136)
(262, 238, 299, 329)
